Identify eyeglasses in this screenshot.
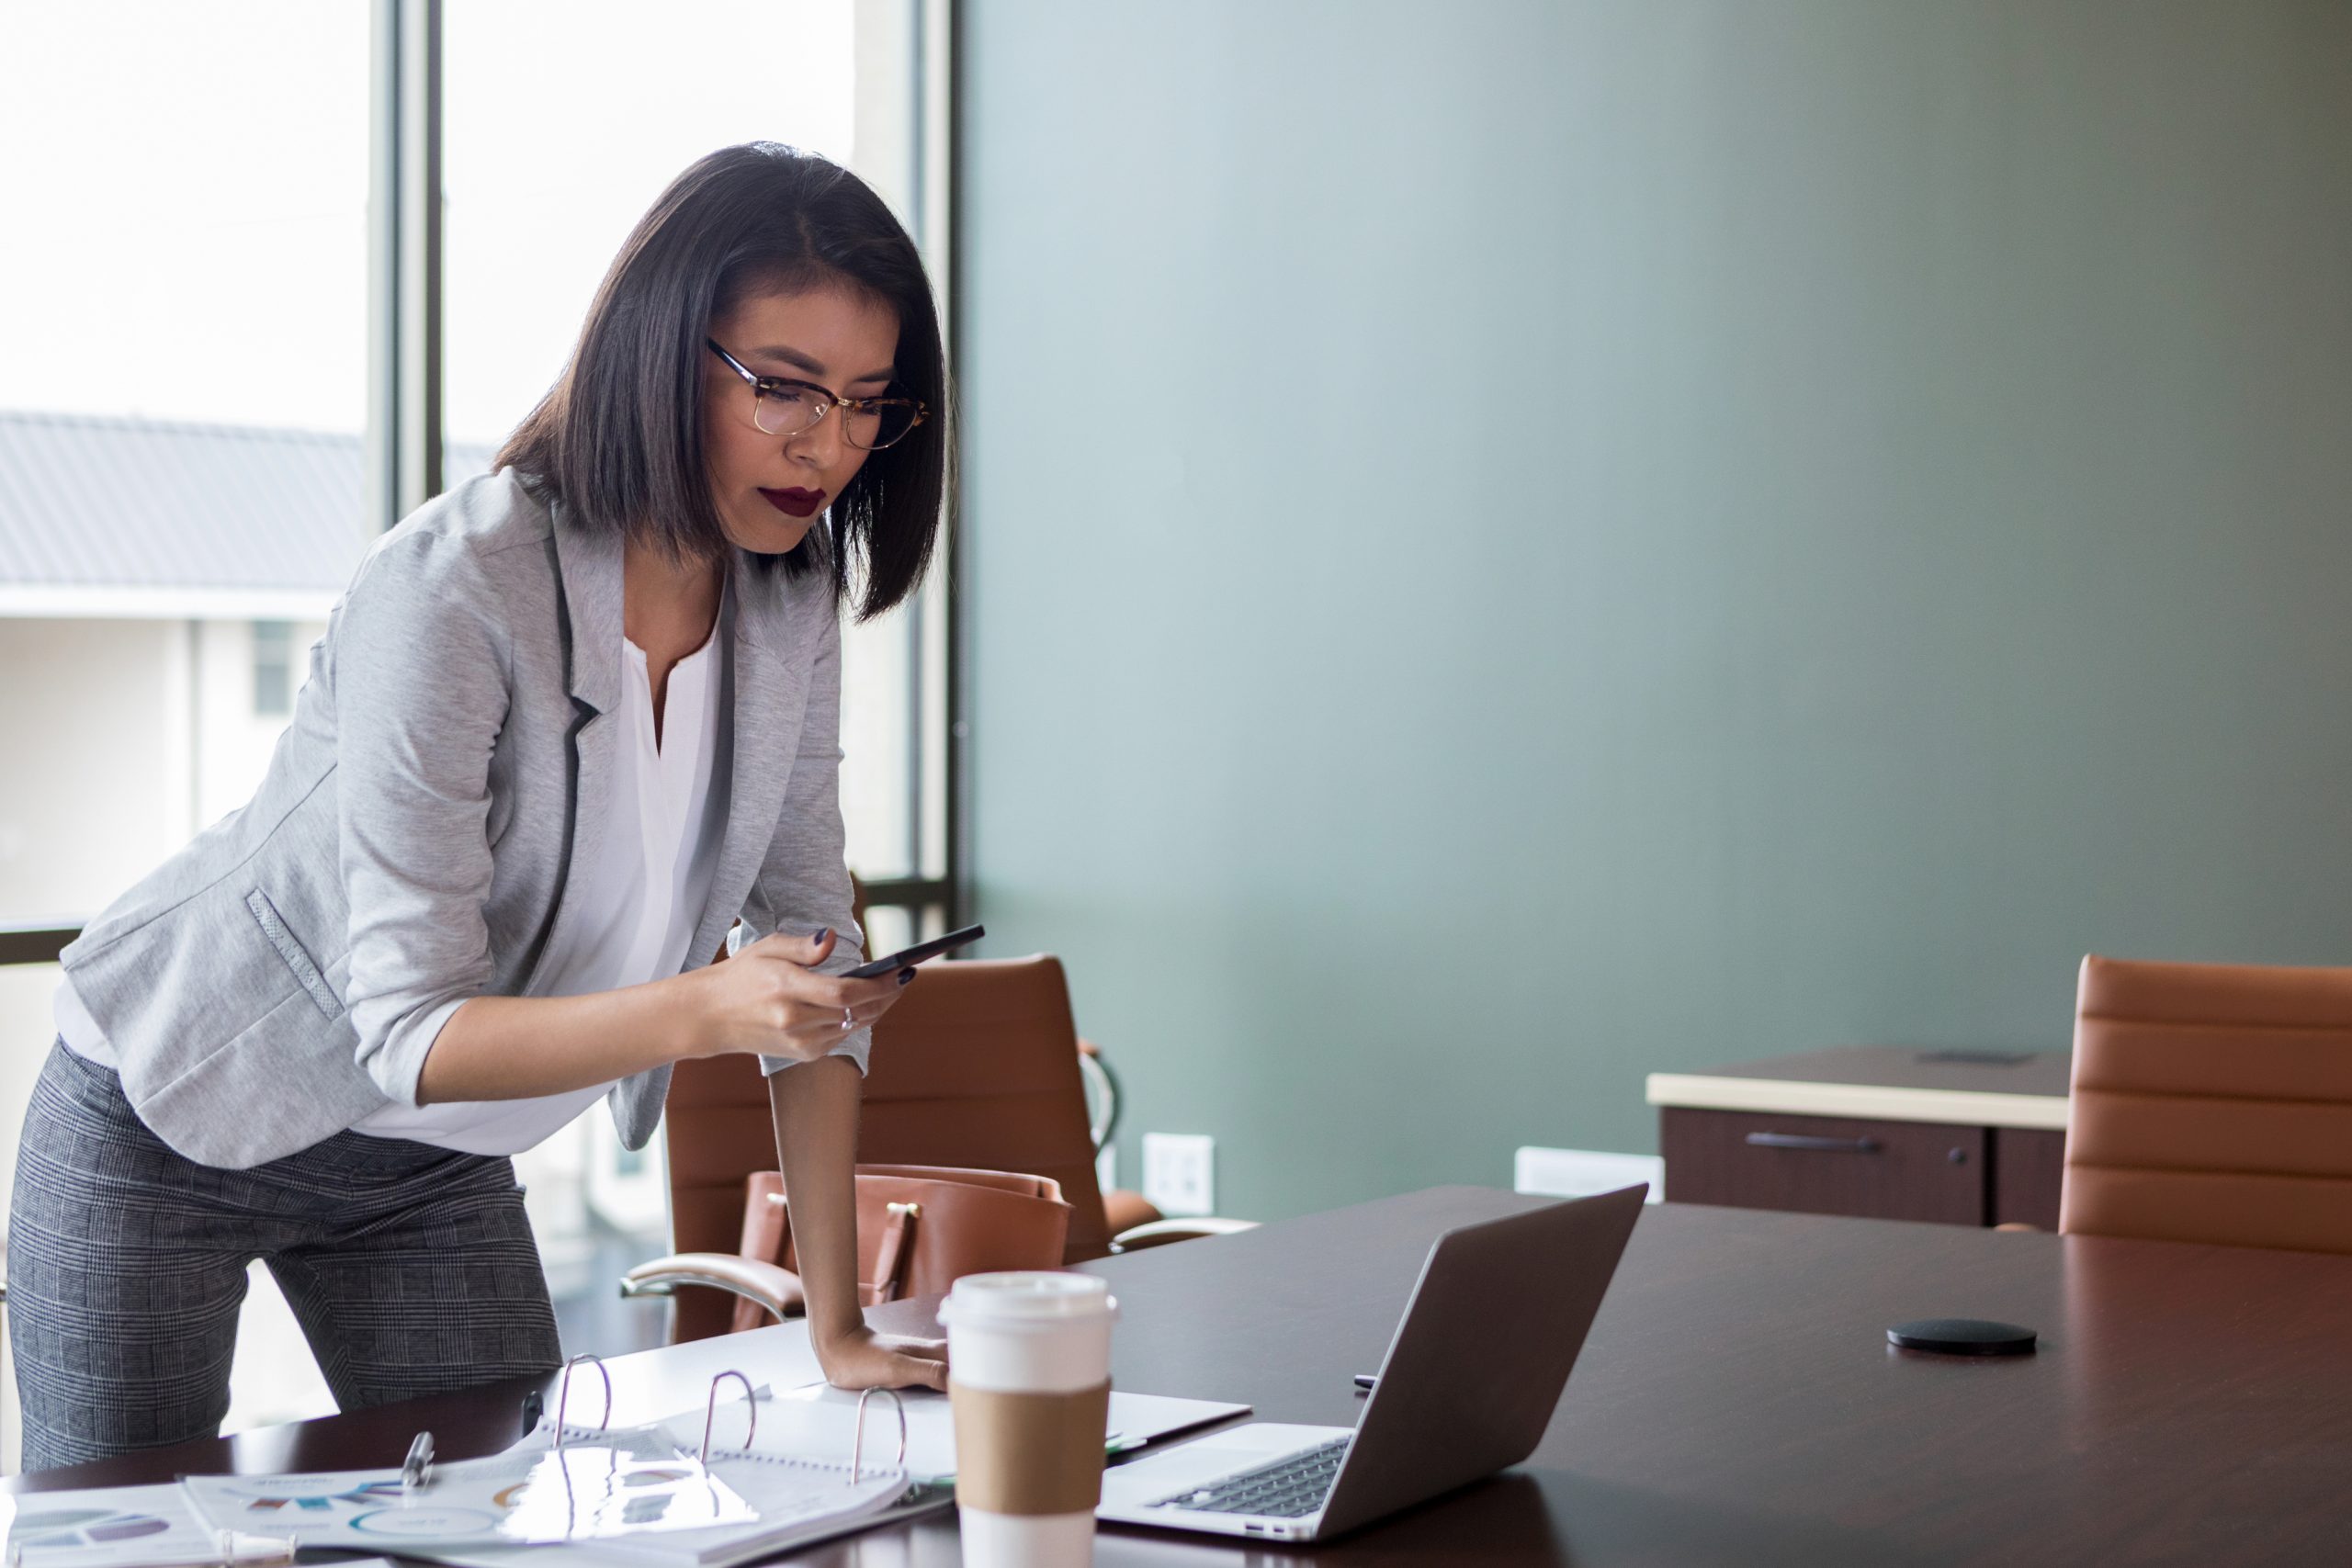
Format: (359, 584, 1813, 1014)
(706, 339, 926, 450)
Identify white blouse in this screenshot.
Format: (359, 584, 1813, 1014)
(57, 625, 730, 1159)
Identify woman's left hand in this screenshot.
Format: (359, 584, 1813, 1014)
(815, 1325, 950, 1393)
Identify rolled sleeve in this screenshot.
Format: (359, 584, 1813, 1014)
(334, 531, 511, 1106)
(736, 608, 870, 1077)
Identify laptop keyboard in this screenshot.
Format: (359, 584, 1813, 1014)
(1147, 1436, 1353, 1518)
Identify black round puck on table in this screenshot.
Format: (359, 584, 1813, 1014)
(1887, 1318, 2037, 1356)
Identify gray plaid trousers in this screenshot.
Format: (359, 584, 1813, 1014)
(7, 1038, 562, 1473)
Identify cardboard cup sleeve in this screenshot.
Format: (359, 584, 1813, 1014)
(949, 1380, 1114, 1516)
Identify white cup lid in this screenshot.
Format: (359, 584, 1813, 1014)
(939, 1270, 1116, 1324)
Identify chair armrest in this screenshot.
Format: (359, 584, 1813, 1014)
(1110, 1216, 1259, 1253)
(1102, 1188, 1163, 1235)
(619, 1252, 808, 1322)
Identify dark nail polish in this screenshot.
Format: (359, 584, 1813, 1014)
(899, 968, 917, 986)
(814, 928, 831, 945)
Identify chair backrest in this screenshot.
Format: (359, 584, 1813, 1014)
(857, 954, 1114, 1260)
(2064, 954, 2352, 1255)
(660, 953, 1114, 1342)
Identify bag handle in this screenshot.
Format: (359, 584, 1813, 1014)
(768, 1190, 922, 1307)
(864, 1201, 921, 1306)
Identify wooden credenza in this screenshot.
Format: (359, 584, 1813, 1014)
(1647, 1045, 2069, 1229)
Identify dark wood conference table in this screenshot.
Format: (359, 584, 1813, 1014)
(14, 1188, 2352, 1564)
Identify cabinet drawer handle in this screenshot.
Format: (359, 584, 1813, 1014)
(1745, 1132, 1883, 1153)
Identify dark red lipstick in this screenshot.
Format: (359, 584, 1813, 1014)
(760, 487, 826, 518)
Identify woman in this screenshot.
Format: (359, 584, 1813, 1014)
(8, 143, 951, 1472)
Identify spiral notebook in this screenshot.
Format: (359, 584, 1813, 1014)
(398, 1419, 949, 1568)
(505, 1421, 921, 1567)
(410, 1487, 956, 1568)
(662, 1383, 1253, 1484)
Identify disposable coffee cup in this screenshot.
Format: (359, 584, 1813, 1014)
(938, 1271, 1118, 1568)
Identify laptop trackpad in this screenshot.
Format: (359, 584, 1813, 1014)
(1102, 1423, 1351, 1505)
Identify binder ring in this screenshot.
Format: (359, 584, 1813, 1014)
(700, 1369, 758, 1463)
(851, 1388, 908, 1484)
(552, 1352, 612, 1449)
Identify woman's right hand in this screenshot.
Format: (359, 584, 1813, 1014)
(683, 930, 913, 1062)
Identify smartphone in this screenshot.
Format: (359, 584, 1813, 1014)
(842, 923, 986, 979)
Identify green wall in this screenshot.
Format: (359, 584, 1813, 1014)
(955, 1, 2352, 1222)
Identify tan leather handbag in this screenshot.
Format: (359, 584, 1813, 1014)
(726, 1164, 1074, 1333)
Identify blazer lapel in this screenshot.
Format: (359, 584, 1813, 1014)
(549, 493, 626, 716)
(517, 505, 625, 997)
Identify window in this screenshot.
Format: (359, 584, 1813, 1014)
(252, 622, 295, 716)
(0, 0, 372, 1462)
(436, 0, 952, 1252)
(443, 0, 951, 951)
(0, 3, 369, 931)
(0, 2, 953, 1459)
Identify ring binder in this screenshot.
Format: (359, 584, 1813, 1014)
(850, 1389, 908, 1485)
(699, 1370, 758, 1463)
(553, 1353, 613, 1449)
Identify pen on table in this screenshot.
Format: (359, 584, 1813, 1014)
(1352, 1374, 1376, 1393)
(401, 1430, 435, 1493)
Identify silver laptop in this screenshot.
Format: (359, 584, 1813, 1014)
(1097, 1183, 1646, 1543)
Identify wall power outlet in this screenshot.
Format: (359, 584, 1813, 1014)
(1141, 1132, 1216, 1217)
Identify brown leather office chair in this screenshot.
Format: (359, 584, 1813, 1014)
(631, 953, 1250, 1341)
(2062, 954, 2352, 1255)
(864, 886, 1167, 1233)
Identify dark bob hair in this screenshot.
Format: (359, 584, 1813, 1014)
(498, 142, 950, 621)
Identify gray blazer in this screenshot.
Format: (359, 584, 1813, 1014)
(59, 469, 866, 1168)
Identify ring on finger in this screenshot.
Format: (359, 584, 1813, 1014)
(842, 1006, 854, 1032)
